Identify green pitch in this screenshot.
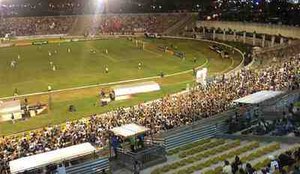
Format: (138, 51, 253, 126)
(0, 37, 243, 135)
(0, 38, 221, 97)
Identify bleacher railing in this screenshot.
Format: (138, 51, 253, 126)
(65, 157, 109, 174)
(155, 109, 231, 151)
(116, 143, 167, 171)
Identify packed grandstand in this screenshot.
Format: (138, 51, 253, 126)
(0, 0, 300, 174)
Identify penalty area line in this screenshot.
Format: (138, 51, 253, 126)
(90, 45, 118, 62)
(144, 49, 163, 57)
(100, 53, 118, 62)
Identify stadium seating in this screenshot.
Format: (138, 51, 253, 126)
(149, 138, 300, 174)
(0, 2, 299, 172)
(0, 13, 187, 37)
(165, 119, 228, 151)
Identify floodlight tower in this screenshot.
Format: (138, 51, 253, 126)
(0, 0, 2, 19)
(48, 85, 52, 112)
(104, 0, 110, 13)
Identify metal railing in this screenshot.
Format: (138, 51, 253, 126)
(66, 157, 109, 174)
(116, 144, 167, 171)
(156, 109, 231, 150)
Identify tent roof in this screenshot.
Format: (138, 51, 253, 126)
(0, 100, 21, 114)
(9, 143, 95, 174)
(110, 123, 149, 138)
(233, 90, 284, 104)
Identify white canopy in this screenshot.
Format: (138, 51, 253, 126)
(0, 100, 21, 114)
(233, 90, 284, 104)
(113, 81, 160, 97)
(110, 123, 149, 138)
(0, 100, 22, 122)
(9, 143, 95, 174)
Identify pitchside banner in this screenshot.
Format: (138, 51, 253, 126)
(32, 40, 48, 45)
(196, 68, 208, 86)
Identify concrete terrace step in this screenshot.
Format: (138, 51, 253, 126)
(163, 15, 193, 35)
(141, 139, 239, 174)
(164, 141, 253, 174)
(198, 142, 279, 174)
(166, 131, 214, 150)
(167, 138, 214, 156)
(165, 122, 228, 151)
(175, 139, 226, 158)
(250, 144, 300, 174)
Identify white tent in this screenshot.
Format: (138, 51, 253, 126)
(113, 81, 160, 97)
(0, 100, 22, 122)
(233, 90, 284, 104)
(196, 68, 208, 86)
(110, 123, 149, 138)
(9, 143, 95, 174)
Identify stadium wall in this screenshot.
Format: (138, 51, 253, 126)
(206, 33, 274, 47)
(196, 21, 300, 39)
(190, 32, 275, 48)
(14, 34, 66, 40)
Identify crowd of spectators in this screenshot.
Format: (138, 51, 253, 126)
(223, 147, 300, 174)
(237, 103, 299, 136)
(271, 111, 297, 136)
(248, 114, 297, 137)
(0, 16, 75, 37)
(0, 0, 299, 25)
(0, 0, 199, 17)
(84, 13, 185, 35)
(0, 13, 185, 37)
(0, 39, 299, 173)
(48, 0, 83, 15)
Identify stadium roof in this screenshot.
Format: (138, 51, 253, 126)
(9, 143, 95, 174)
(233, 90, 284, 104)
(110, 123, 149, 138)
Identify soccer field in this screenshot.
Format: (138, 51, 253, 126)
(0, 37, 243, 135)
(0, 38, 237, 97)
(0, 37, 221, 97)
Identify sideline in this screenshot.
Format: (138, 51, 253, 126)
(161, 36, 245, 76)
(218, 56, 235, 75)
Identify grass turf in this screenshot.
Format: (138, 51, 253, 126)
(0, 38, 212, 97)
(0, 38, 243, 136)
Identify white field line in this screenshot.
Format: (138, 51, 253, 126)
(99, 53, 118, 62)
(90, 45, 118, 62)
(144, 48, 163, 56)
(218, 56, 235, 75)
(162, 36, 245, 76)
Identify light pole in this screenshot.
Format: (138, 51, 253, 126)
(48, 85, 52, 112)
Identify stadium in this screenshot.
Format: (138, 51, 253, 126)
(0, 0, 299, 174)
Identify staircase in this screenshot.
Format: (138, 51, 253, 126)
(68, 15, 92, 36)
(165, 121, 228, 151)
(163, 13, 197, 36)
